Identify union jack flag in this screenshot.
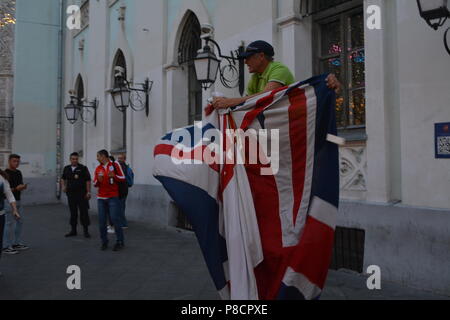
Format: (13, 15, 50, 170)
(153, 74, 339, 300)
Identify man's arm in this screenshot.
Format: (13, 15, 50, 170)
(3, 179, 19, 219)
(326, 74, 342, 93)
(60, 179, 67, 193)
(213, 74, 342, 110)
(60, 168, 67, 193)
(85, 167, 92, 199)
(212, 81, 284, 110)
(93, 168, 100, 187)
(11, 172, 27, 192)
(112, 162, 126, 183)
(19, 171, 27, 191)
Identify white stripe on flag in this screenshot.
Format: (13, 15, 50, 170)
(282, 267, 322, 300)
(222, 164, 263, 300)
(294, 85, 317, 239)
(266, 98, 296, 247)
(308, 197, 338, 230)
(218, 286, 231, 301)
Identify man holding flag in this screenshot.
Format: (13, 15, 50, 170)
(154, 40, 342, 300)
(212, 40, 341, 109)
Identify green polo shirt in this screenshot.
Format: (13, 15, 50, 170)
(246, 61, 295, 96)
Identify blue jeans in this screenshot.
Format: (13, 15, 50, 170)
(0, 214, 5, 260)
(3, 201, 23, 249)
(98, 198, 124, 245)
(119, 196, 128, 228)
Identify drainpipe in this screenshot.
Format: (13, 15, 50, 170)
(56, 0, 64, 200)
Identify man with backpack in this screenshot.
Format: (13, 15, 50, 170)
(117, 153, 134, 229)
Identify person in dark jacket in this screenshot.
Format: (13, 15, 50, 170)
(3, 154, 28, 255)
(61, 152, 92, 238)
(117, 153, 133, 229)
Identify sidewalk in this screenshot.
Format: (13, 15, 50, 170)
(0, 204, 448, 300)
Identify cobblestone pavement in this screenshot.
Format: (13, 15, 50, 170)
(0, 204, 448, 300)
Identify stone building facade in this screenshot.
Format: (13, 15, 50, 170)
(0, 0, 15, 168)
(12, 0, 450, 295)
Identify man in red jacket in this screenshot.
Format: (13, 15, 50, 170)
(93, 150, 126, 251)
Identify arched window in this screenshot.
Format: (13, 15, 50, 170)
(74, 75, 84, 157)
(178, 12, 202, 125)
(111, 49, 127, 152)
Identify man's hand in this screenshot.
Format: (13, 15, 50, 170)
(16, 184, 27, 192)
(13, 210, 20, 220)
(326, 74, 342, 94)
(62, 187, 67, 193)
(212, 97, 244, 110)
(108, 171, 115, 178)
(85, 193, 91, 200)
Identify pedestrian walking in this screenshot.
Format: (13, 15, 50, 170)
(61, 152, 92, 238)
(0, 168, 20, 276)
(94, 150, 126, 251)
(2, 154, 28, 255)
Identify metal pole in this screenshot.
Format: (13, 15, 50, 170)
(238, 42, 245, 96)
(56, 0, 64, 200)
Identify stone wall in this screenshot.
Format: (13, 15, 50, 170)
(0, 0, 15, 168)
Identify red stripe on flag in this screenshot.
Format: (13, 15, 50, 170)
(204, 104, 214, 116)
(219, 115, 235, 201)
(154, 144, 219, 172)
(246, 162, 283, 300)
(154, 144, 174, 158)
(240, 86, 287, 130)
(288, 88, 308, 226)
(286, 216, 335, 289)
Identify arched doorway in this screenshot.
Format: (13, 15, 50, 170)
(168, 11, 204, 230)
(111, 49, 127, 153)
(177, 12, 203, 125)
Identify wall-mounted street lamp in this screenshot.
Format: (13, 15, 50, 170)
(194, 45, 221, 91)
(417, 0, 450, 54)
(194, 26, 245, 95)
(109, 66, 153, 117)
(65, 91, 98, 126)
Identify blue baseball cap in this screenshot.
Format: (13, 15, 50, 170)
(238, 40, 275, 59)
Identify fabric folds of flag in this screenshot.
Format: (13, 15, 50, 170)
(153, 74, 339, 300)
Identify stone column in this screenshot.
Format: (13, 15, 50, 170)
(276, 0, 313, 80)
(364, 0, 394, 203)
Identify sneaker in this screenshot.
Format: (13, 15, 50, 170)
(113, 243, 124, 252)
(84, 232, 91, 239)
(12, 244, 29, 251)
(107, 226, 115, 234)
(2, 247, 19, 255)
(122, 226, 129, 230)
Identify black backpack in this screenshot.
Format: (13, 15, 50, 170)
(113, 163, 128, 199)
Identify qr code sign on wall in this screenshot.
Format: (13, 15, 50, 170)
(435, 123, 450, 159)
(437, 137, 450, 155)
